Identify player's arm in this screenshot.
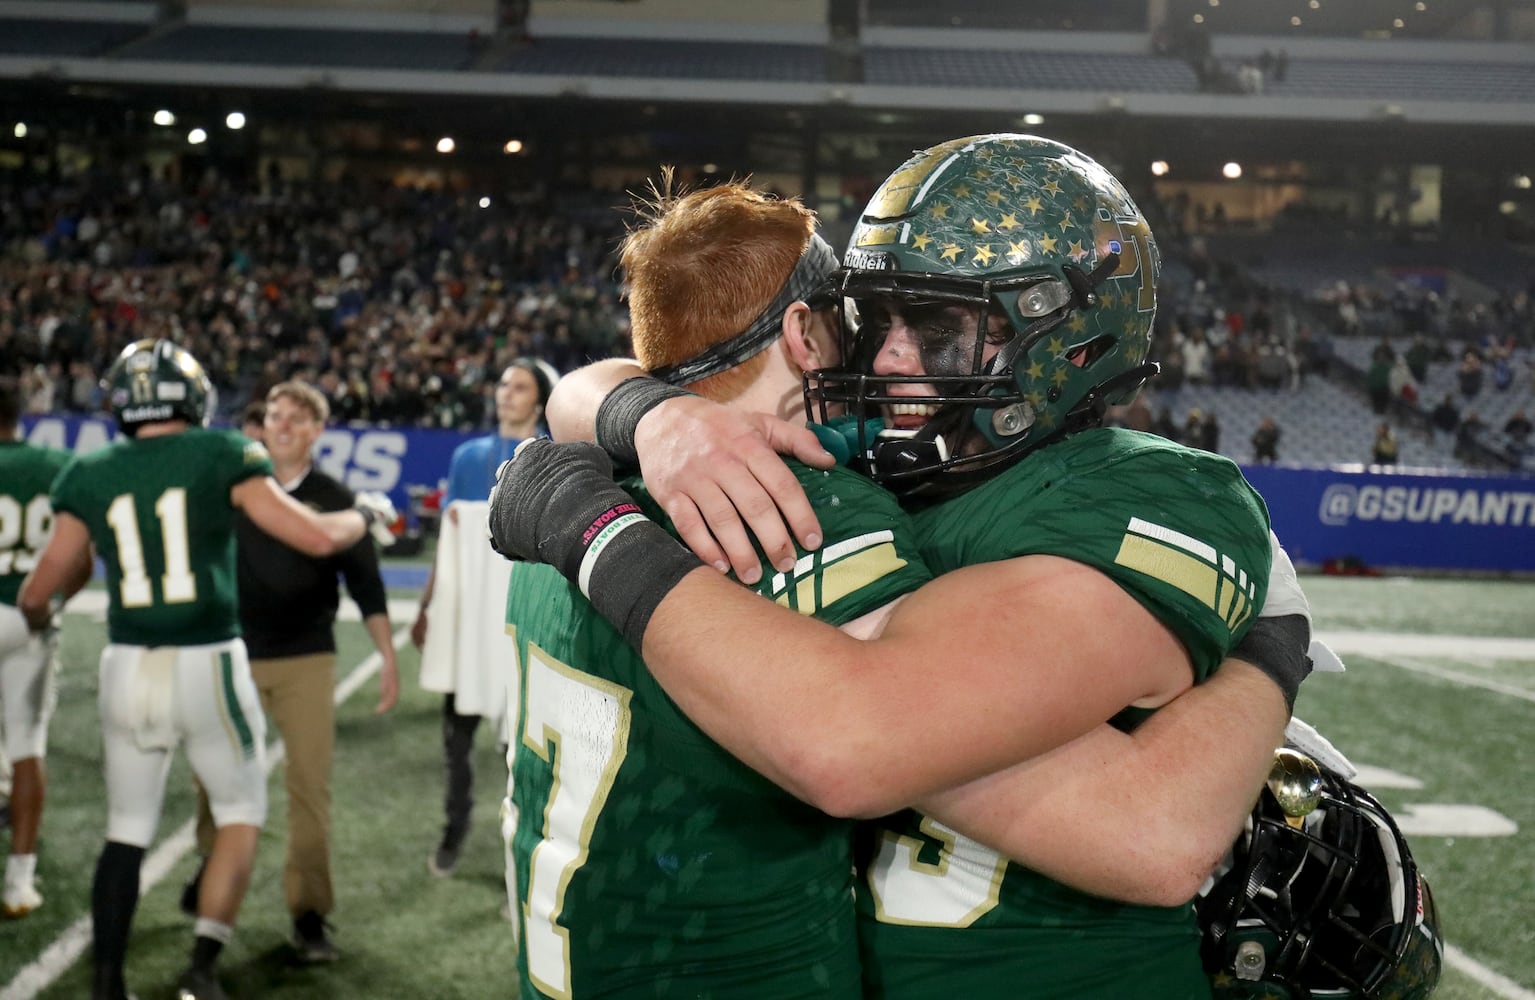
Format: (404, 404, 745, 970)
(546, 361, 832, 582)
(231, 476, 373, 557)
(915, 657, 1289, 907)
(17, 512, 93, 631)
(363, 612, 400, 714)
(646, 554, 1193, 817)
(491, 439, 1193, 817)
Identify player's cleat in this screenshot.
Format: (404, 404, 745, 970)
(428, 842, 460, 878)
(175, 966, 228, 1000)
(2, 882, 43, 919)
(292, 910, 339, 963)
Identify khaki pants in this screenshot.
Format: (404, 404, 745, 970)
(198, 652, 335, 917)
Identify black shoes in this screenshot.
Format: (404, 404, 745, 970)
(175, 966, 227, 1000)
(292, 910, 339, 963)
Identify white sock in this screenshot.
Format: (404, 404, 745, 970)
(5, 853, 36, 889)
(193, 917, 234, 944)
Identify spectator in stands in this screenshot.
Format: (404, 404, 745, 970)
(1201, 410, 1221, 453)
(1430, 394, 1460, 437)
(1372, 422, 1400, 466)
(1457, 350, 1484, 398)
(1152, 406, 1180, 443)
(1183, 408, 1206, 448)
(1366, 353, 1393, 415)
(1252, 417, 1281, 464)
(1506, 409, 1533, 443)
(1389, 356, 1418, 406)
(1253, 336, 1290, 390)
(1181, 329, 1211, 384)
(1491, 348, 1513, 392)
(1405, 335, 1432, 383)
(1456, 411, 1487, 459)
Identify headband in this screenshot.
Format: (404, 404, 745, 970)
(649, 232, 839, 386)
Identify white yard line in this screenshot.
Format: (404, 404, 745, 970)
(1446, 944, 1535, 1000)
(0, 627, 411, 1000)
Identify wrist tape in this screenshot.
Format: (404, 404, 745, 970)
(570, 502, 703, 651)
(594, 377, 695, 465)
(1231, 613, 1312, 712)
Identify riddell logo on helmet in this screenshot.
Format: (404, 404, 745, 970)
(119, 403, 174, 423)
(844, 248, 894, 271)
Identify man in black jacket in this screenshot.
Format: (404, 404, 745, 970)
(189, 381, 397, 963)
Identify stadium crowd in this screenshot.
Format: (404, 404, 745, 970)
(0, 164, 630, 428)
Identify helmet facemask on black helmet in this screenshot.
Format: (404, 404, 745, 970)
(1196, 749, 1444, 1000)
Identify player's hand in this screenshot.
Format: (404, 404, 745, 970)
(410, 608, 428, 649)
(355, 491, 398, 547)
(633, 395, 833, 584)
(487, 439, 620, 571)
(375, 656, 400, 714)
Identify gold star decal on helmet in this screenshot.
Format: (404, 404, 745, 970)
(1040, 234, 1058, 253)
(997, 212, 1020, 231)
(973, 244, 996, 266)
(1073, 195, 1089, 211)
(940, 243, 963, 262)
(971, 217, 991, 235)
(1051, 367, 1071, 387)
(1067, 312, 1088, 333)
(975, 146, 997, 161)
(1025, 361, 1045, 379)
(1024, 196, 1044, 216)
(1058, 218, 1074, 233)
(985, 189, 1004, 206)
(1026, 390, 1045, 407)
(1007, 239, 1030, 262)
(1068, 240, 1088, 260)
(1038, 409, 1057, 428)
(953, 183, 972, 199)
(1042, 178, 1063, 196)
(912, 231, 933, 252)
(1046, 336, 1066, 355)
(929, 202, 951, 219)
(975, 168, 993, 181)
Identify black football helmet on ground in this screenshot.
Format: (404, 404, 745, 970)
(1197, 748, 1444, 1000)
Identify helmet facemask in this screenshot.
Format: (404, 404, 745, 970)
(803, 133, 1162, 499)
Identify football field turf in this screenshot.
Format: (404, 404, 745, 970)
(2, 575, 1532, 999)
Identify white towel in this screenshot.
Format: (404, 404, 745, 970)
(131, 647, 179, 751)
(418, 501, 515, 723)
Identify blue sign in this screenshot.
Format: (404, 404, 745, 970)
(1242, 464, 1535, 574)
(19, 414, 478, 511)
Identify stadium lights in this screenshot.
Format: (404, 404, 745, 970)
(153, 109, 176, 126)
(1309, 0, 1320, 8)
(12, 122, 26, 139)
(702, 163, 719, 174)
(1151, 160, 1169, 177)
(1394, 18, 1405, 28)
(1222, 161, 1243, 179)
(1415, 1, 1427, 9)
(1291, 16, 1303, 26)
(1499, 201, 1518, 215)
(1021, 113, 1045, 126)
(1515, 175, 1532, 190)
(478, 196, 491, 208)
(1192, 13, 1204, 23)
(503, 139, 524, 154)
(188, 128, 208, 145)
(225, 111, 246, 130)
(436, 136, 455, 154)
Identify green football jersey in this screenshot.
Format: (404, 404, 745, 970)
(0, 439, 74, 607)
(50, 428, 273, 646)
(858, 427, 1273, 1000)
(505, 462, 931, 1000)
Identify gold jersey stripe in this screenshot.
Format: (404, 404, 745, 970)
(775, 543, 907, 616)
(1114, 534, 1218, 610)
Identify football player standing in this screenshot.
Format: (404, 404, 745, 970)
(19, 340, 395, 1000)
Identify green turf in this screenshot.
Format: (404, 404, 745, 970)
(4, 574, 1533, 999)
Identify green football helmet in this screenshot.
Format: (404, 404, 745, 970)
(804, 133, 1160, 496)
(103, 338, 215, 437)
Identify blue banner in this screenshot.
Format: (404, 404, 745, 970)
(19, 414, 479, 511)
(1241, 464, 1535, 574)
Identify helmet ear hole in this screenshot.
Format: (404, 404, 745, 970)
(1065, 334, 1116, 370)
